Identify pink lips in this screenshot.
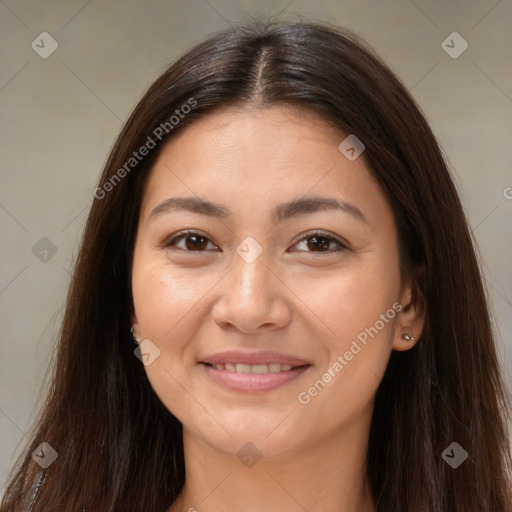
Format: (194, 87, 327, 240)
(199, 351, 312, 392)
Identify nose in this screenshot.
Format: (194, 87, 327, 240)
(210, 249, 292, 334)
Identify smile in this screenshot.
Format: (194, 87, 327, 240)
(206, 362, 298, 373)
(199, 362, 311, 392)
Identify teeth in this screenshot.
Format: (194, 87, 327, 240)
(235, 363, 252, 374)
(210, 363, 297, 373)
(251, 364, 268, 374)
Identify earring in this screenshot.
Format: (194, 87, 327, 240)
(130, 326, 141, 343)
(402, 333, 415, 342)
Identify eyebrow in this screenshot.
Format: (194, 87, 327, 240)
(148, 195, 368, 225)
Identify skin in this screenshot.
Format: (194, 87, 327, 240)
(130, 105, 425, 512)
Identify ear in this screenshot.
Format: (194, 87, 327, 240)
(392, 265, 426, 352)
(130, 312, 141, 343)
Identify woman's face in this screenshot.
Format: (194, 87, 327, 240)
(131, 105, 423, 458)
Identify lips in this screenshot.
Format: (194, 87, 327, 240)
(198, 351, 312, 392)
(206, 362, 297, 374)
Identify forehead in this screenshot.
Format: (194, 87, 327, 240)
(153, 104, 343, 174)
(139, 105, 392, 231)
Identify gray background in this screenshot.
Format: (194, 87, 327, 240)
(1, 0, 511, 492)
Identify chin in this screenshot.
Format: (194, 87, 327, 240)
(193, 412, 310, 460)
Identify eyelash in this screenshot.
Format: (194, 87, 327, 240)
(163, 229, 348, 255)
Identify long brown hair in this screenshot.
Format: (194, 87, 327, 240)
(2, 20, 511, 512)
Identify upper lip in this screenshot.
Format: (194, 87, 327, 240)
(199, 351, 311, 366)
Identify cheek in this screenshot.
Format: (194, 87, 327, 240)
(306, 256, 401, 342)
(299, 255, 400, 409)
(131, 257, 210, 422)
(132, 254, 210, 340)
(297, 284, 398, 433)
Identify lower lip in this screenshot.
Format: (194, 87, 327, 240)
(200, 363, 311, 392)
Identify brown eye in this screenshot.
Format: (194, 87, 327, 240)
(165, 230, 219, 252)
(163, 230, 346, 255)
(292, 231, 347, 254)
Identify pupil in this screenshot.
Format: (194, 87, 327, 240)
(186, 235, 206, 250)
(308, 236, 329, 251)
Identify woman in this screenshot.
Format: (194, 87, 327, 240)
(1, 20, 511, 512)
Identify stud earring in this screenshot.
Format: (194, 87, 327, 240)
(130, 326, 141, 343)
(402, 333, 415, 342)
